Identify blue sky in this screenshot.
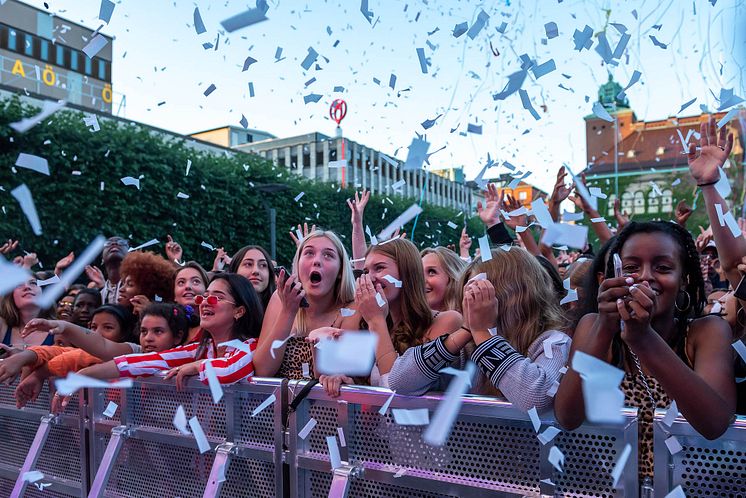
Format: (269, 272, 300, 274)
(22, 0, 746, 193)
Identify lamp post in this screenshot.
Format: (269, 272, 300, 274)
(254, 183, 290, 261)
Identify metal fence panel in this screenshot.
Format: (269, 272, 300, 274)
(654, 411, 746, 497)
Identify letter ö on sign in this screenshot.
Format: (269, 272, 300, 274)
(12, 59, 26, 78)
(102, 84, 112, 103)
(42, 65, 56, 86)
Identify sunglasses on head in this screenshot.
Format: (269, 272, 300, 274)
(194, 294, 236, 306)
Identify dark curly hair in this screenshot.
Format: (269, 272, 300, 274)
(120, 251, 175, 302)
(604, 221, 705, 367)
(140, 303, 191, 346)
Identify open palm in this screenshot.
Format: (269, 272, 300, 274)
(688, 117, 734, 184)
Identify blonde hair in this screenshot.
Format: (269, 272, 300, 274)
(457, 247, 566, 355)
(367, 238, 433, 353)
(291, 230, 355, 335)
(420, 247, 467, 311)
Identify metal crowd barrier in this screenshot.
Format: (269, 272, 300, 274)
(653, 409, 746, 496)
(286, 381, 640, 498)
(2, 376, 745, 498)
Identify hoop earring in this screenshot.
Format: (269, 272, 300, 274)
(675, 290, 691, 312)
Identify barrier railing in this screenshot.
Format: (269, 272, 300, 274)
(653, 409, 746, 497)
(286, 381, 640, 498)
(3, 376, 745, 497)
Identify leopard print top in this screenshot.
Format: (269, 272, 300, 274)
(276, 337, 314, 380)
(621, 371, 670, 479)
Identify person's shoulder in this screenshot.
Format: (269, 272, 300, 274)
(434, 309, 462, 326)
(688, 315, 732, 342)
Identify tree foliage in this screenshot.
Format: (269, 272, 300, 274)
(0, 96, 481, 269)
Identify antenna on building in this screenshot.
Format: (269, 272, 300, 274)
(329, 99, 348, 186)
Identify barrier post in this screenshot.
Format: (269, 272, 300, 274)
(10, 414, 56, 498)
(87, 425, 130, 498)
(203, 442, 236, 498)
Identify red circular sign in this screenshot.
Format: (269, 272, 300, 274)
(330, 99, 347, 126)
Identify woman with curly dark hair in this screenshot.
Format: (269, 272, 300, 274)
(118, 251, 175, 315)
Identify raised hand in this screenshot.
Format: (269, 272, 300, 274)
(212, 247, 231, 271)
(462, 279, 498, 332)
(459, 227, 472, 258)
(276, 269, 306, 313)
(688, 116, 734, 185)
(165, 235, 183, 263)
(613, 199, 630, 229)
(54, 251, 75, 275)
(0, 239, 19, 255)
(355, 274, 388, 324)
(674, 200, 693, 227)
(502, 194, 527, 231)
(618, 281, 657, 345)
(551, 165, 572, 204)
(22, 318, 67, 338)
(289, 223, 317, 247)
(85, 265, 105, 288)
(476, 183, 503, 228)
(346, 190, 370, 224)
(21, 252, 38, 269)
(695, 226, 714, 253)
(130, 295, 152, 316)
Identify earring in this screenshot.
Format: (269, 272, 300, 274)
(675, 290, 691, 312)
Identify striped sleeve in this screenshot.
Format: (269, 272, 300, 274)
(198, 340, 257, 385)
(114, 342, 201, 378)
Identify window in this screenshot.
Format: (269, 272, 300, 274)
(39, 39, 49, 61)
(97, 59, 106, 80)
(607, 194, 618, 216)
(24, 33, 33, 56)
(656, 146, 665, 156)
(8, 29, 17, 51)
(55, 44, 64, 66)
(633, 191, 645, 214)
(661, 190, 673, 213)
(84, 56, 92, 76)
(647, 191, 660, 214)
(70, 49, 79, 71)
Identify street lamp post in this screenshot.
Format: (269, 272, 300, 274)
(254, 183, 290, 261)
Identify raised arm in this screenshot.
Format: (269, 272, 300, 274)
(547, 166, 572, 222)
(23, 319, 135, 360)
(347, 190, 370, 270)
(569, 173, 613, 244)
(77, 361, 121, 380)
(253, 271, 305, 377)
(477, 183, 514, 245)
(688, 117, 742, 287)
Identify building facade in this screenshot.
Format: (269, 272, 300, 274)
(0, 0, 113, 113)
(584, 76, 744, 220)
(227, 132, 476, 212)
(190, 125, 276, 148)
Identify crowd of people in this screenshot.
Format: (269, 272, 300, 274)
(0, 117, 743, 479)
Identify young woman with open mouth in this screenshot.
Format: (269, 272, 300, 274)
(254, 230, 358, 379)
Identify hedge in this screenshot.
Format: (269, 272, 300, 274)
(0, 96, 482, 270)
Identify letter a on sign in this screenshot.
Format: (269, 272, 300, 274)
(12, 59, 26, 78)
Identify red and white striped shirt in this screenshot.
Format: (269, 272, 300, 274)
(114, 338, 257, 386)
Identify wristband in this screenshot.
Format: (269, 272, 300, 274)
(697, 180, 718, 188)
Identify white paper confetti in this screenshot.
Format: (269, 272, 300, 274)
(37, 236, 105, 309)
(55, 372, 132, 396)
(392, 408, 430, 425)
(82, 34, 108, 59)
(528, 406, 541, 432)
(537, 426, 562, 445)
(298, 418, 317, 439)
(340, 308, 356, 317)
(477, 235, 492, 262)
(120, 177, 140, 190)
(204, 361, 224, 404)
(326, 435, 342, 469)
(337, 427, 346, 447)
(381, 274, 403, 288)
(542, 333, 567, 359)
(270, 336, 291, 359)
(611, 443, 631, 487)
(662, 400, 679, 427)
(10, 99, 65, 133)
(15, 153, 50, 175)
(218, 339, 254, 355)
(128, 238, 159, 252)
(665, 435, 683, 455)
(11, 184, 42, 235)
(375, 292, 386, 308)
(423, 362, 476, 446)
(548, 446, 565, 472)
(317, 332, 377, 376)
(173, 405, 189, 434)
(103, 401, 118, 418)
(189, 416, 211, 453)
(377, 204, 423, 240)
(379, 391, 396, 415)
(252, 393, 276, 417)
(664, 485, 686, 498)
(23, 471, 44, 483)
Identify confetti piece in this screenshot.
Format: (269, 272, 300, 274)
(530, 59, 556, 79)
(99, 0, 115, 23)
(270, 336, 291, 359)
(193, 7, 207, 34)
(326, 436, 342, 469)
(537, 426, 562, 445)
(217, 339, 254, 355)
(531, 198, 553, 228)
(189, 416, 211, 453)
(317, 332, 377, 376)
(304, 93, 323, 104)
(15, 153, 49, 175)
(718, 108, 739, 129)
(337, 427, 347, 447)
(103, 401, 118, 418)
(452, 21, 468, 38)
(560, 289, 578, 305)
(478, 235, 492, 262)
(467, 123, 483, 134)
(394, 468, 407, 478)
(248, 82, 255, 97)
(572, 351, 625, 424)
(416, 47, 429, 74)
(11, 184, 42, 235)
(382, 274, 402, 288)
(678, 98, 696, 114)
(340, 308, 355, 317)
(544, 22, 558, 39)
(201, 241, 216, 251)
(203, 84, 217, 97)
(378, 204, 423, 240)
(466, 10, 489, 39)
(220, 2, 269, 32)
(252, 393, 276, 417)
(298, 417, 317, 439)
(379, 391, 396, 415)
(242, 56, 257, 72)
(302, 362, 310, 378)
(128, 238, 159, 252)
(492, 69, 527, 101)
(120, 177, 140, 190)
(55, 372, 132, 396)
(37, 274, 60, 287)
(573, 25, 593, 51)
(23, 471, 44, 483)
(360, 0, 374, 23)
(294, 191, 305, 202)
(177, 192, 189, 199)
(392, 408, 430, 425)
(36, 236, 104, 307)
(732, 340, 746, 362)
(665, 435, 683, 455)
(617, 70, 641, 101)
(542, 333, 567, 359)
(527, 406, 541, 432)
(447, 221, 458, 229)
(423, 362, 475, 446)
(495, 21, 508, 34)
(82, 34, 107, 59)
(592, 101, 614, 122)
(84, 114, 100, 132)
(611, 444, 631, 487)
(519, 89, 541, 120)
(664, 485, 686, 498)
(10, 99, 65, 133)
(204, 361, 224, 404)
(548, 446, 564, 472)
(649, 35, 668, 49)
(300, 47, 319, 70)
